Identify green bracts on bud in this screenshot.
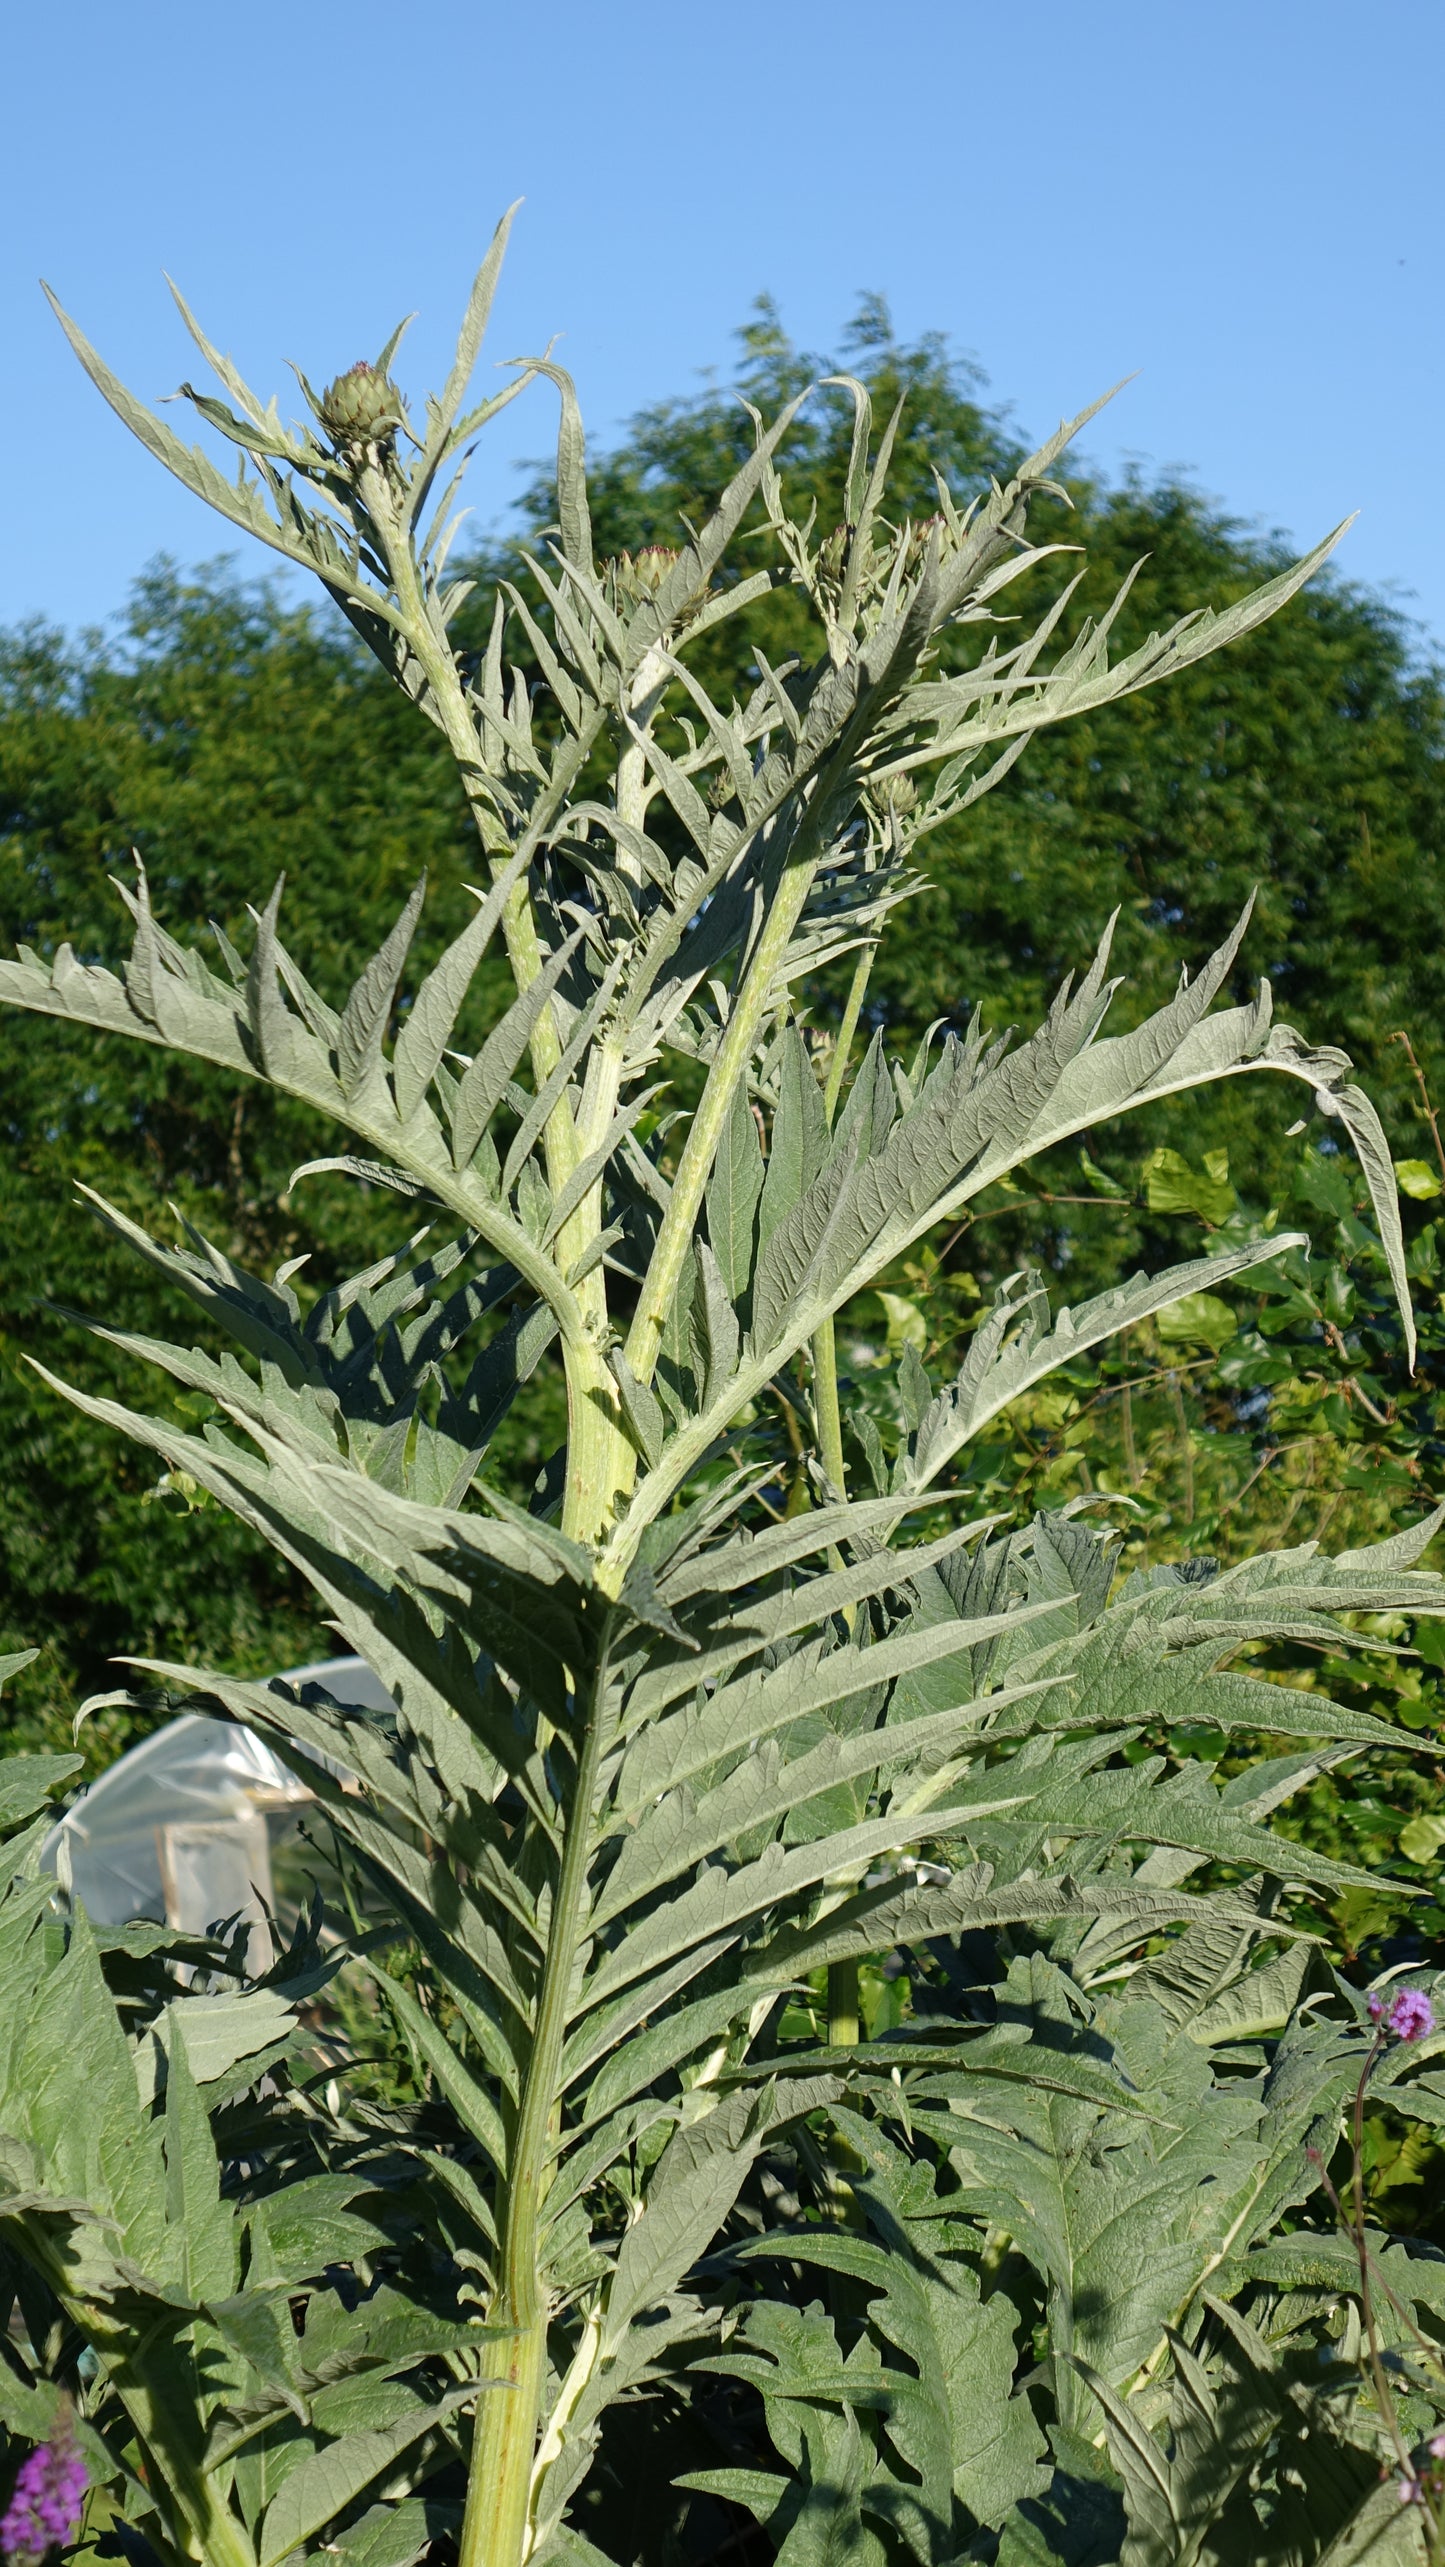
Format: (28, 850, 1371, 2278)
(318, 360, 406, 450)
(865, 770, 919, 820)
(609, 544, 682, 601)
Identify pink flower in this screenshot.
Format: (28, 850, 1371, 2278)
(0, 2411, 87, 2567)
(1399, 2477, 1421, 2505)
(1367, 1985, 1437, 2041)
(1387, 1988, 1436, 2043)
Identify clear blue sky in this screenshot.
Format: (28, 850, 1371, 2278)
(6, 0, 1443, 651)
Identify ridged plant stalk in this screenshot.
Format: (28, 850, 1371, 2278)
(459, 1626, 617, 2567)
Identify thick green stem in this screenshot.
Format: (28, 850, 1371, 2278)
(818, 1326, 856, 2054)
(813, 1314, 847, 1504)
(822, 938, 877, 1125)
(560, 1332, 633, 1550)
(462, 2321, 548, 2567)
(827, 1956, 860, 2049)
(459, 1631, 613, 2567)
(1350, 2037, 1418, 2487)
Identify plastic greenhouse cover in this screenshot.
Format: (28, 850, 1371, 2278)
(41, 1656, 393, 1939)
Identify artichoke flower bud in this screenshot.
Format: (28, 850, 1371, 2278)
(633, 544, 680, 592)
(319, 361, 406, 452)
(907, 514, 953, 570)
(865, 772, 919, 823)
(612, 545, 682, 602)
(816, 525, 850, 587)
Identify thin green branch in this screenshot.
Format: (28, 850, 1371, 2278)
(813, 940, 876, 2046)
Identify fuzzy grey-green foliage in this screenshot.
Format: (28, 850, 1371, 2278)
(2, 225, 1443, 2567)
(684, 1933, 1445, 2566)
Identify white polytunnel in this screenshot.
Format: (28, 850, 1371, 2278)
(40, 1656, 394, 1965)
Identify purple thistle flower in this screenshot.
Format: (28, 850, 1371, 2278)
(0, 2410, 87, 2567)
(1387, 1988, 1436, 2043)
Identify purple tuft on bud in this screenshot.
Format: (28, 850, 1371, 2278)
(1399, 2476, 1422, 2505)
(610, 546, 683, 604)
(1367, 1991, 1386, 2022)
(0, 2407, 88, 2567)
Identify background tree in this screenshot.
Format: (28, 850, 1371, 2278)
(0, 571, 531, 1748)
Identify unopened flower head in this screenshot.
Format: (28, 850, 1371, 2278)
(318, 362, 405, 452)
(0, 2408, 87, 2567)
(611, 546, 682, 604)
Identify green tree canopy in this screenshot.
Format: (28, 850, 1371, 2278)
(0, 569, 492, 1747)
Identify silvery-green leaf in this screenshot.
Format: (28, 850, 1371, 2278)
(392, 850, 531, 1122)
(705, 1073, 765, 1303)
(905, 1236, 1310, 1495)
(335, 879, 427, 1101)
(757, 1021, 830, 1261)
(449, 932, 582, 1172)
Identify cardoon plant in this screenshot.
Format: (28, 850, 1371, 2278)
(1, 210, 1441, 2567)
